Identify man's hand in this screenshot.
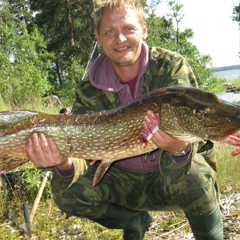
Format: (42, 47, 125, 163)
(144, 110, 189, 153)
(26, 133, 73, 173)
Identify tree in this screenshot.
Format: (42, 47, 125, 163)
(146, 0, 213, 88)
(28, 0, 94, 90)
(8, 0, 32, 23)
(232, 3, 239, 58)
(232, 3, 240, 25)
(0, 0, 217, 107)
(0, 0, 52, 106)
(167, 0, 184, 48)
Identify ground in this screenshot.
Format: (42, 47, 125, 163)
(146, 193, 240, 239)
(1, 193, 239, 239)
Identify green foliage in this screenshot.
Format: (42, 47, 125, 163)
(216, 143, 240, 192)
(55, 57, 85, 106)
(17, 166, 52, 201)
(0, 94, 9, 111)
(232, 3, 240, 23)
(146, 14, 174, 48)
(0, 0, 219, 105)
(0, 185, 9, 220)
(205, 76, 240, 94)
(0, 6, 52, 107)
(146, 1, 213, 88)
(204, 77, 227, 93)
(29, 0, 94, 87)
(147, 0, 161, 12)
(232, 3, 240, 58)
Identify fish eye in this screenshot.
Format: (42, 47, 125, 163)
(194, 109, 204, 120)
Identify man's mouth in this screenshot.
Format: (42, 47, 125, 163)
(115, 46, 130, 52)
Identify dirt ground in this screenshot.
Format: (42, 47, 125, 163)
(146, 193, 240, 239)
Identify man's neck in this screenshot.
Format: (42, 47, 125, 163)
(112, 62, 139, 83)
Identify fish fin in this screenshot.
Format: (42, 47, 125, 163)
(93, 159, 113, 186)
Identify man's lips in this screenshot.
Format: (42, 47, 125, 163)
(114, 46, 130, 52)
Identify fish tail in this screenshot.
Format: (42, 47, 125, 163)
(92, 160, 113, 186)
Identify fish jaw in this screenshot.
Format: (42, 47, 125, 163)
(221, 132, 240, 146)
(221, 131, 240, 156)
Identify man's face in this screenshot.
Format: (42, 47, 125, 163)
(95, 8, 148, 68)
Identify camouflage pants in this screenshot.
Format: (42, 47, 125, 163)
(51, 150, 223, 239)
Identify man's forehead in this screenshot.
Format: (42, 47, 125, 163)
(101, 8, 141, 24)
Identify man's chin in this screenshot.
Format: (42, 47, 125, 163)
(113, 59, 135, 67)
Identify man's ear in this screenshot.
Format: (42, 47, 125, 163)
(142, 22, 148, 40)
(94, 30, 102, 46)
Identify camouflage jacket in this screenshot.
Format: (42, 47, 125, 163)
(72, 45, 198, 114)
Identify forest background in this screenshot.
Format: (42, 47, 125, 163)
(0, 0, 239, 109)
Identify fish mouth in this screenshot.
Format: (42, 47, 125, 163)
(221, 130, 240, 146)
(220, 130, 240, 156)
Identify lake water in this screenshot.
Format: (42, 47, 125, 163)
(214, 68, 240, 80)
(213, 67, 240, 103)
(217, 92, 240, 103)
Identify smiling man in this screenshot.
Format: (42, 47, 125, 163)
(26, 1, 223, 239)
(94, 5, 147, 72)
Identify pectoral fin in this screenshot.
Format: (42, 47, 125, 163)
(93, 159, 113, 186)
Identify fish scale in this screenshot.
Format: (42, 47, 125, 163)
(1, 86, 240, 186)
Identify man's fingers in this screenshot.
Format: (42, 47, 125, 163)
(38, 133, 52, 156)
(26, 138, 34, 159)
(90, 160, 98, 166)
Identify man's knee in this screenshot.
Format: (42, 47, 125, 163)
(175, 152, 218, 213)
(177, 174, 218, 215)
(51, 172, 108, 219)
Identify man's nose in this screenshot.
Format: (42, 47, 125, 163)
(115, 31, 127, 42)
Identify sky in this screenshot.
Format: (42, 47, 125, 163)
(154, 0, 239, 67)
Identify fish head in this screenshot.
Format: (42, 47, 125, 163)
(163, 87, 240, 145)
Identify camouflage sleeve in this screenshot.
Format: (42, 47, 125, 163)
(144, 47, 198, 92)
(71, 78, 100, 114)
(71, 76, 119, 114)
(52, 157, 89, 196)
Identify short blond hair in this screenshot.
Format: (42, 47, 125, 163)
(92, 0, 146, 33)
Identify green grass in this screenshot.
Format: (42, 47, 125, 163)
(0, 94, 61, 113)
(206, 77, 240, 94)
(215, 143, 240, 192)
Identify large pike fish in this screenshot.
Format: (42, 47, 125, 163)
(1, 86, 240, 186)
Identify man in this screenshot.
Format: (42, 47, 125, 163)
(26, 0, 223, 239)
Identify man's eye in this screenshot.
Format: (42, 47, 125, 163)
(106, 30, 115, 35)
(123, 27, 135, 34)
(125, 27, 134, 32)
